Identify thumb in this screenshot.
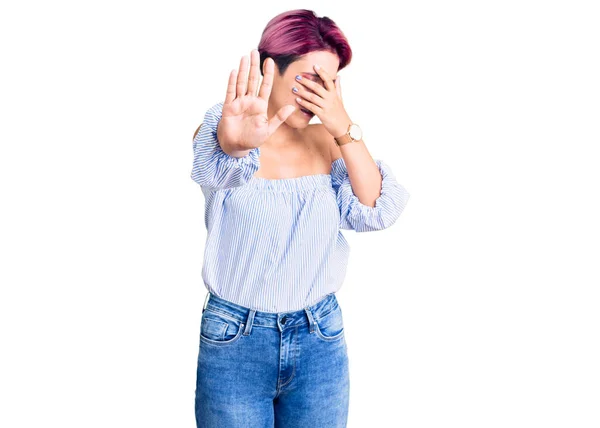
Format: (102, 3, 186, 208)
(267, 105, 296, 135)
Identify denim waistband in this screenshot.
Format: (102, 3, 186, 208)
(202, 291, 340, 333)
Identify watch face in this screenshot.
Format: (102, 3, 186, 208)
(349, 124, 362, 140)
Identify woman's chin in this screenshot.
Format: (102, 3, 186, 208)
(286, 109, 314, 127)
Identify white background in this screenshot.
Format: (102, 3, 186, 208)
(1, 1, 599, 427)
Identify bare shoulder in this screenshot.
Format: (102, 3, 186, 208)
(310, 124, 342, 164)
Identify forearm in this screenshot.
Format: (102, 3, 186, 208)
(337, 137, 382, 207)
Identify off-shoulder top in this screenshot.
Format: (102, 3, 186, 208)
(191, 101, 410, 313)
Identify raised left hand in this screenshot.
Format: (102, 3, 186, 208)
(293, 64, 352, 139)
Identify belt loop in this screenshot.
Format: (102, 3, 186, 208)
(304, 306, 316, 334)
(243, 309, 256, 336)
(202, 291, 210, 313)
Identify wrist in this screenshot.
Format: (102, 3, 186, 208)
(332, 121, 352, 139)
(217, 120, 254, 158)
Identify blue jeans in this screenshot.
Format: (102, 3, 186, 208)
(195, 291, 350, 427)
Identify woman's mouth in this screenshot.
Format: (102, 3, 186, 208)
(300, 108, 314, 117)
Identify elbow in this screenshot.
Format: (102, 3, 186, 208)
(191, 165, 214, 189)
(190, 158, 224, 191)
(349, 185, 410, 233)
(351, 213, 397, 233)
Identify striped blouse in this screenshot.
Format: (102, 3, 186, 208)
(191, 101, 410, 313)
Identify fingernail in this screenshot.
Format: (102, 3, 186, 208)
(314, 64, 320, 71)
(295, 75, 302, 81)
(292, 86, 298, 93)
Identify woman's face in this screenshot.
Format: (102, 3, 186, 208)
(270, 50, 340, 127)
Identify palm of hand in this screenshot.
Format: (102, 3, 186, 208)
(221, 96, 270, 149)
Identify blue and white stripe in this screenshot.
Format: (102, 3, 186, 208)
(191, 101, 410, 313)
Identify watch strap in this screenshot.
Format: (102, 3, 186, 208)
(334, 123, 354, 147)
(334, 132, 353, 146)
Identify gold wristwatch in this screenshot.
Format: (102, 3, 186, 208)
(334, 123, 363, 146)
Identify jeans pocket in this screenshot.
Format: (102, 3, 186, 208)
(314, 304, 345, 341)
(200, 308, 244, 346)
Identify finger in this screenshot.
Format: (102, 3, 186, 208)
(295, 85, 325, 109)
(295, 75, 327, 99)
(236, 55, 249, 98)
(267, 104, 296, 135)
(335, 75, 342, 101)
(246, 49, 260, 97)
(295, 96, 322, 115)
(224, 68, 237, 105)
(258, 57, 274, 101)
(313, 64, 334, 92)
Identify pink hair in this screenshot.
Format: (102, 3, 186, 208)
(257, 9, 353, 77)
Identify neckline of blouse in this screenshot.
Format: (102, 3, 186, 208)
(245, 157, 345, 191)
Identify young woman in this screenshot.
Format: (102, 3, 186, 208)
(191, 9, 410, 427)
